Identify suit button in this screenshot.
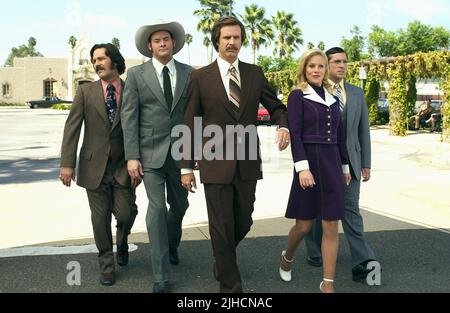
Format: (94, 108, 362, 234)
(328, 115, 331, 119)
(328, 131, 331, 134)
(327, 109, 330, 112)
(327, 123, 331, 126)
(327, 138, 331, 142)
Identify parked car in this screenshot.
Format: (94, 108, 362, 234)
(377, 98, 389, 112)
(256, 104, 271, 126)
(27, 96, 72, 108)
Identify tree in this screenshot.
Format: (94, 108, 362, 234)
(185, 33, 193, 65)
(68, 35, 77, 49)
(368, 22, 450, 58)
(367, 25, 398, 58)
(256, 55, 297, 73)
(317, 41, 325, 51)
(398, 21, 450, 55)
(307, 42, 315, 50)
(341, 25, 366, 61)
(272, 11, 303, 59)
(111, 37, 120, 50)
(4, 36, 44, 67)
(203, 36, 212, 63)
(194, 0, 233, 63)
(240, 4, 274, 64)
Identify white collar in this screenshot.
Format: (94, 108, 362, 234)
(303, 84, 336, 107)
(152, 58, 176, 76)
(217, 56, 240, 78)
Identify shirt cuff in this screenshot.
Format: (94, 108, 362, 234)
(342, 164, 350, 174)
(294, 160, 309, 172)
(181, 168, 194, 175)
(279, 127, 289, 133)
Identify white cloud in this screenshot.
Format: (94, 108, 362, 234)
(393, 0, 450, 22)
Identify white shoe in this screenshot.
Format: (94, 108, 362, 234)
(279, 250, 293, 282)
(320, 278, 334, 293)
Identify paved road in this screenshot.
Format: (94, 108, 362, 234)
(0, 108, 449, 293)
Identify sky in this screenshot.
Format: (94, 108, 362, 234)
(1, 0, 450, 66)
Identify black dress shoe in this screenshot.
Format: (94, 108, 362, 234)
(306, 256, 323, 267)
(352, 260, 376, 282)
(169, 247, 179, 265)
(117, 251, 129, 266)
(99, 272, 115, 286)
(153, 281, 170, 293)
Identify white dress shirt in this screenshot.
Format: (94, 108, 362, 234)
(152, 57, 176, 96)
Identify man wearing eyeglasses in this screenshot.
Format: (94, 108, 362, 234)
(305, 47, 378, 283)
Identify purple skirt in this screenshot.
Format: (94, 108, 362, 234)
(285, 143, 345, 221)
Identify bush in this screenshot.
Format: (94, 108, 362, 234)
(0, 102, 26, 107)
(52, 103, 72, 110)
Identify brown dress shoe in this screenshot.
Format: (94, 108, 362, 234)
(99, 272, 115, 286)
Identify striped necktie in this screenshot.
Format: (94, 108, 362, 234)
(334, 83, 345, 112)
(229, 65, 240, 113)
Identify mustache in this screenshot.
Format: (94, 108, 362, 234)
(95, 65, 105, 73)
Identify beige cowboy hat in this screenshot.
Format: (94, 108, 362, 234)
(135, 19, 185, 58)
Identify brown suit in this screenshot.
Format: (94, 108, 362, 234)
(60, 80, 137, 274)
(180, 60, 288, 292)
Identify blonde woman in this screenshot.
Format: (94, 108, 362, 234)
(279, 50, 351, 293)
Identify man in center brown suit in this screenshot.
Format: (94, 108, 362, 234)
(179, 16, 290, 293)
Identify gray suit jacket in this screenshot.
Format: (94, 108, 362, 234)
(121, 59, 192, 169)
(343, 82, 371, 181)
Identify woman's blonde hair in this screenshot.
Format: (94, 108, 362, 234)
(296, 49, 331, 92)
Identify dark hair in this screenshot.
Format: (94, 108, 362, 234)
(90, 43, 126, 75)
(211, 16, 246, 52)
(325, 47, 347, 60)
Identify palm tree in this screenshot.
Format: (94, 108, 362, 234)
(185, 33, 193, 65)
(307, 42, 315, 50)
(194, 0, 233, 63)
(111, 37, 120, 50)
(68, 36, 77, 49)
(318, 41, 326, 51)
(240, 4, 274, 64)
(272, 11, 304, 58)
(203, 36, 212, 63)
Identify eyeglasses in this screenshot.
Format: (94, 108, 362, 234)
(330, 60, 348, 65)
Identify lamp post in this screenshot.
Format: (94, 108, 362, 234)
(359, 66, 367, 90)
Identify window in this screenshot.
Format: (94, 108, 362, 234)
(2, 83, 10, 97)
(43, 79, 57, 97)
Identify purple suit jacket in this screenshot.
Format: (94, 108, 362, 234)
(287, 87, 349, 167)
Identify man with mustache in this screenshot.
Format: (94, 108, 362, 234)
(60, 43, 139, 286)
(180, 16, 290, 293)
(121, 20, 192, 293)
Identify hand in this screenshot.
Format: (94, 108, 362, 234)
(60, 167, 75, 187)
(361, 168, 371, 182)
(277, 128, 290, 151)
(344, 173, 352, 186)
(131, 176, 142, 190)
(299, 170, 315, 190)
(127, 160, 144, 181)
(181, 173, 197, 193)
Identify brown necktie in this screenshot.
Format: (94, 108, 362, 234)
(229, 65, 240, 113)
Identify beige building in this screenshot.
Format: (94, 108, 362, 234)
(0, 34, 144, 104)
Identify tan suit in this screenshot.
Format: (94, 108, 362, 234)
(180, 60, 288, 292)
(60, 80, 137, 274)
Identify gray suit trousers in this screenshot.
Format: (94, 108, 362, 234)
(305, 178, 375, 267)
(142, 153, 189, 282)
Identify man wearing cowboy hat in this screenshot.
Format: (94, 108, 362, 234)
(121, 20, 192, 293)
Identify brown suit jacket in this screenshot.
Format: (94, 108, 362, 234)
(179, 60, 288, 184)
(60, 80, 130, 190)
